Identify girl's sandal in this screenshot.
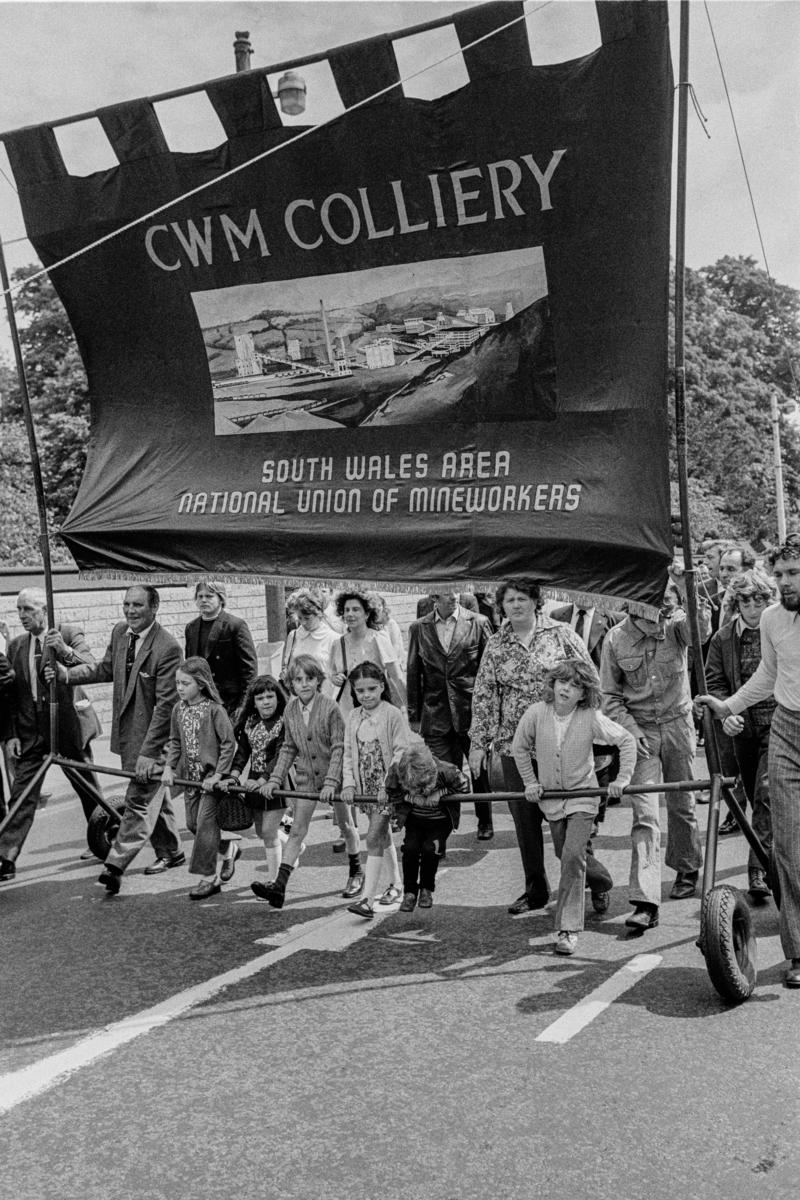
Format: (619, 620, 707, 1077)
(378, 883, 402, 906)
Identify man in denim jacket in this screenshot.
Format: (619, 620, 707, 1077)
(600, 585, 710, 931)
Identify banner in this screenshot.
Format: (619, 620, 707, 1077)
(4, 1, 674, 611)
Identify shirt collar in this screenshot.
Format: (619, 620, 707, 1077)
(435, 604, 460, 624)
(128, 622, 154, 642)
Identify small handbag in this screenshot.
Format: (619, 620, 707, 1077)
(214, 787, 254, 831)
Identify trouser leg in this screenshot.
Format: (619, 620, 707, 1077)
(105, 778, 180, 872)
(767, 707, 800, 960)
(401, 819, 424, 895)
(501, 755, 549, 904)
(0, 746, 48, 861)
(419, 817, 450, 891)
(188, 790, 221, 877)
(736, 726, 773, 871)
(551, 813, 594, 932)
(660, 718, 703, 874)
(628, 730, 663, 908)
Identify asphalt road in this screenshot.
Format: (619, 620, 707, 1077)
(1, 744, 798, 1200)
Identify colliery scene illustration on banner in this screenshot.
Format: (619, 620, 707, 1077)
(193, 247, 557, 435)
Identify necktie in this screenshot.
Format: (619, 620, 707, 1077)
(33, 636, 43, 705)
(125, 633, 139, 682)
(575, 609, 587, 643)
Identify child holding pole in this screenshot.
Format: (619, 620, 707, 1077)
(512, 659, 636, 954)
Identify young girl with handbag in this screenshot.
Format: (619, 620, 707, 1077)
(161, 656, 236, 901)
(341, 662, 409, 918)
(221, 674, 289, 896)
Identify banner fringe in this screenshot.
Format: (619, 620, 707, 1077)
(76, 571, 660, 620)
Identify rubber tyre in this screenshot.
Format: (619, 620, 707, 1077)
(703, 884, 757, 1005)
(86, 801, 125, 861)
(767, 850, 781, 910)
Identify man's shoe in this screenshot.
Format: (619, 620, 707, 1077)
(718, 815, 739, 836)
(342, 872, 365, 899)
(418, 888, 433, 908)
(189, 879, 221, 900)
(625, 904, 659, 930)
(98, 867, 122, 895)
(399, 892, 417, 912)
(476, 825, 494, 841)
(591, 889, 611, 914)
(784, 959, 800, 989)
(554, 931, 578, 955)
(508, 894, 531, 914)
(347, 899, 374, 919)
(219, 845, 241, 883)
(670, 871, 699, 900)
(144, 853, 186, 875)
(748, 869, 771, 900)
(0, 858, 16, 881)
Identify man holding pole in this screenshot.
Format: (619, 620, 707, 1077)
(58, 584, 184, 895)
(600, 582, 710, 931)
(0, 588, 104, 880)
(698, 535, 800, 989)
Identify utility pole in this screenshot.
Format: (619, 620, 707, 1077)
(771, 393, 787, 542)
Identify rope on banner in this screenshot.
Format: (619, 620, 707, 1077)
(0, 2, 554, 303)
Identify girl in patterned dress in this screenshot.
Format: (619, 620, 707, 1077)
(162, 657, 236, 900)
(222, 675, 288, 894)
(341, 662, 410, 918)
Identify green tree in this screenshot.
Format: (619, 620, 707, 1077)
(673, 258, 800, 547)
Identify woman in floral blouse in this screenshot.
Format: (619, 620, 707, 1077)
(468, 579, 592, 915)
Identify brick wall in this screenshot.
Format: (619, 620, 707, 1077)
(0, 584, 426, 726)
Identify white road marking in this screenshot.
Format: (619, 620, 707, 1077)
(536, 953, 662, 1044)
(440, 955, 493, 972)
(0, 909, 380, 1115)
(381, 928, 440, 943)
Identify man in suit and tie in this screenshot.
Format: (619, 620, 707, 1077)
(0, 645, 15, 821)
(61, 584, 184, 895)
(407, 586, 495, 839)
(0, 588, 105, 880)
(550, 602, 625, 669)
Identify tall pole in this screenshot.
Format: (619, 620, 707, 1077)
(0, 237, 59, 747)
(673, 3, 708, 695)
(771, 393, 787, 542)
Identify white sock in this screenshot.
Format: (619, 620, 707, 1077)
(383, 840, 401, 888)
(363, 854, 384, 903)
(265, 842, 281, 882)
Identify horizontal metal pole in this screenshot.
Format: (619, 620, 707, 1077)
(54, 759, 732, 805)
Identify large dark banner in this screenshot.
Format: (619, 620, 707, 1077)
(4, 1, 674, 610)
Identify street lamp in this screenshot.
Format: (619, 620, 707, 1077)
(233, 31, 307, 116)
(274, 71, 307, 116)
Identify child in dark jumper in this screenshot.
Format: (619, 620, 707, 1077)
(385, 739, 469, 912)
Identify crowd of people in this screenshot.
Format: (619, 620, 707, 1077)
(1, 535, 799, 989)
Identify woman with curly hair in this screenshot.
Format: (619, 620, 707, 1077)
(328, 589, 406, 716)
(282, 588, 340, 696)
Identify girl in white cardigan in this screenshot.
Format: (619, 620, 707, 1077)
(512, 659, 636, 955)
(341, 662, 410, 918)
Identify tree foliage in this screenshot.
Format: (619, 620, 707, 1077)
(672, 256, 800, 547)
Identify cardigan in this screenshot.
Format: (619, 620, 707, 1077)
(164, 699, 236, 780)
(342, 701, 410, 792)
(511, 702, 636, 820)
(268, 693, 345, 793)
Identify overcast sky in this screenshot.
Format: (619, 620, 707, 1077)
(0, 0, 798, 355)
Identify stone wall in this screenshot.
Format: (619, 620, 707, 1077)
(0, 583, 425, 726)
